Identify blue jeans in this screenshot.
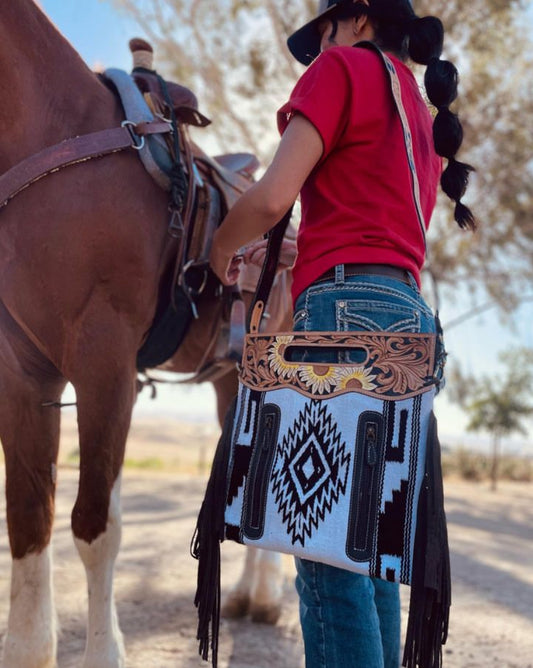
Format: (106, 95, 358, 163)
(292, 265, 437, 668)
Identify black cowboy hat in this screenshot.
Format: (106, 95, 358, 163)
(287, 0, 364, 65)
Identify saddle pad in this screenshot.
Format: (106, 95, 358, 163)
(136, 284, 193, 371)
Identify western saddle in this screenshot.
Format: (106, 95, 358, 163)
(127, 39, 263, 381)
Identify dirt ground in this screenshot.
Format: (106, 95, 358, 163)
(0, 414, 532, 668)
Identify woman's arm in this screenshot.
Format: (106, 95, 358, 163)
(209, 114, 323, 285)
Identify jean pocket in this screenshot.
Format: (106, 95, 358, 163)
(337, 299, 421, 333)
(336, 300, 421, 363)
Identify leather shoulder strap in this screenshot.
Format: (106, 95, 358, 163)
(356, 41, 428, 251)
(246, 207, 293, 333)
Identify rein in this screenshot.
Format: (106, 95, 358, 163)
(0, 119, 172, 210)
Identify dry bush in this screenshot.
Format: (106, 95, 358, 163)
(442, 447, 532, 482)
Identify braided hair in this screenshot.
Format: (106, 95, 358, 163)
(331, 0, 476, 230)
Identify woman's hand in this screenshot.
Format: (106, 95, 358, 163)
(209, 233, 243, 286)
(243, 238, 298, 270)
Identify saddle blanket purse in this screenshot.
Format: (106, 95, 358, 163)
(192, 313, 450, 668)
(226, 329, 438, 578)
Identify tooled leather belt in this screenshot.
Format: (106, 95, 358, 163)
(317, 263, 411, 285)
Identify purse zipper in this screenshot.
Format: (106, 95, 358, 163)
(243, 406, 279, 539)
(347, 412, 384, 562)
(354, 421, 378, 552)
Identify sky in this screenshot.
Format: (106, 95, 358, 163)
(37, 1, 533, 451)
(40, 1, 140, 72)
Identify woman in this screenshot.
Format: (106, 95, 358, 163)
(210, 1, 474, 666)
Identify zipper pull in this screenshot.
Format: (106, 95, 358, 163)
(262, 414, 274, 450)
(366, 422, 377, 467)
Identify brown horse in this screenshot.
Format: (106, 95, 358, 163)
(0, 2, 289, 666)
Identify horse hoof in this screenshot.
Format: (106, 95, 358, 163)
(250, 603, 282, 625)
(221, 592, 250, 619)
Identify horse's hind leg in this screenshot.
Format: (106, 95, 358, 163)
(249, 549, 283, 624)
(68, 343, 136, 668)
(0, 324, 65, 668)
(221, 547, 283, 624)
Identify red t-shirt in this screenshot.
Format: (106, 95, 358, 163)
(277, 46, 441, 303)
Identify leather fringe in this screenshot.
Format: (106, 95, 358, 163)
(403, 411, 451, 668)
(191, 398, 237, 667)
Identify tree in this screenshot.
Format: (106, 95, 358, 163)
(109, 0, 533, 312)
(448, 348, 533, 490)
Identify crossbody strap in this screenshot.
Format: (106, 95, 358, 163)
(357, 41, 427, 251)
(246, 206, 293, 332)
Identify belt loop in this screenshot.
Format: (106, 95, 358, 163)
(407, 272, 418, 291)
(334, 264, 345, 285)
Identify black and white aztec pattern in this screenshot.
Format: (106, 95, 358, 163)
(224, 385, 434, 585)
(271, 400, 351, 546)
